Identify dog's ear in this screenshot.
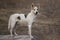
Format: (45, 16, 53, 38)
(37, 3, 40, 9)
(31, 3, 34, 9)
(32, 3, 34, 7)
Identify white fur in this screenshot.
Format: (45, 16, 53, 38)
(8, 13, 26, 35)
(8, 6, 38, 38)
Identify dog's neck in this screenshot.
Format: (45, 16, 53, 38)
(26, 10, 36, 19)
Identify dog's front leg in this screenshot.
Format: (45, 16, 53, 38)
(28, 25, 33, 38)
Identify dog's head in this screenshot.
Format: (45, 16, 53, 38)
(31, 3, 39, 15)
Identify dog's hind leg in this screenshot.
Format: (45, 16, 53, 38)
(14, 22, 18, 35)
(10, 28, 13, 36)
(10, 20, 16, 36)
(14, 28, 18, 35)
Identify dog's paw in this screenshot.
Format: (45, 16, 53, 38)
(30, 35, 33, 38)
(15, 33, 18, 36)
(15, 34, 18, 36)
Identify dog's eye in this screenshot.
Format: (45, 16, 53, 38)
(34, 9, 35, 11)
(37, 9, 38, 10)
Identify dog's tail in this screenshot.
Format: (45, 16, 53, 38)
(8, 17, 11, 31)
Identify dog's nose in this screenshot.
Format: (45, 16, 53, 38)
(35, 12, 38, 15)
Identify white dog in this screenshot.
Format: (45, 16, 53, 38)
(8, 4, 39, 38)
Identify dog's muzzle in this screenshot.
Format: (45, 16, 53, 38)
(35, 12, 38, 15)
